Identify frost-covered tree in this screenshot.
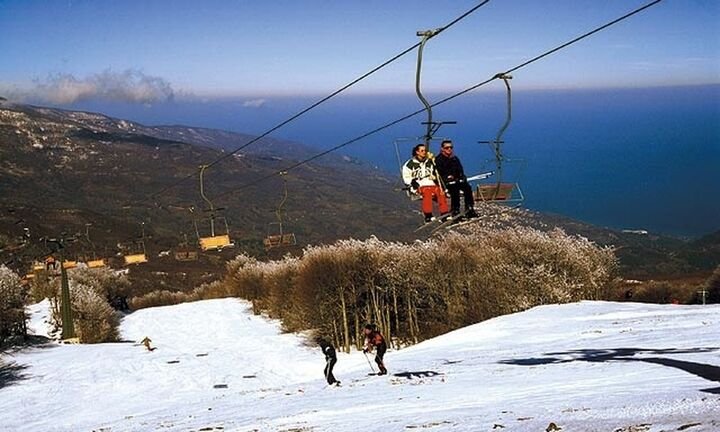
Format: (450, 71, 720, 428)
(0, 266, 28, 346)
(706, 265, 720, 304)
(53, 282, 119, 343)
(133, 225, 618, 350)
(68, 266, 131, 310)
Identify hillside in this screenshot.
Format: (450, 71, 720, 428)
(2, 299, 718, 431)
(0, 103, 419, 290)
(1, 102, 716, 293)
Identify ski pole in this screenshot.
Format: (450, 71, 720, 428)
(363, 351, 376, 373)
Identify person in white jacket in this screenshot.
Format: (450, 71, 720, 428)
(402, 143, 450, 223)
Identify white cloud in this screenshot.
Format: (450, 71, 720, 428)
(7, 69, 176, 104)
(242, 98, 266, 108)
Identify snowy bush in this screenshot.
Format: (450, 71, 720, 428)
(129, 289, 193, 310)
(127, 226, 617, 351)
(68, 266, 131, 303)
(128, 280, 230, 311)
(52, 279, 120, 343)
(30, 270, 60, 303)
(217, 226, 617, 351)
(630, 280, 697, 304)
(64, 282, 119, 343)
(0, 266, 28, 347)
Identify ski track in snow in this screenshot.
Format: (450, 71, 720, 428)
(2, 299, 719, 432)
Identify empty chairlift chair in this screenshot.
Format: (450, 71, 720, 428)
(175, 233, 199, 261)
(123, 222, 148, 266)
(263, 172, 297, 251)
(195, 165, 234, 252)
(473, 74, 524, 205)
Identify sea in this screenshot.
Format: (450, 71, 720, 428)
(67, 85, 720, 238)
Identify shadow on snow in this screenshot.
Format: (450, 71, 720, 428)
(499, 347, 720, 394)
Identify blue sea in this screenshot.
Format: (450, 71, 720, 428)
(70, 85, 720, 238)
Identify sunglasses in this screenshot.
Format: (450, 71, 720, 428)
(442, 145, 453, 149)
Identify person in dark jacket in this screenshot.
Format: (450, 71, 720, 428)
(318, 338, 340, 385)
(434, 139, 478, 219)
(362, 324, 388, 375)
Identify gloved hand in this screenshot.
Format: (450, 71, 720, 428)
(410, 179, 420, 190)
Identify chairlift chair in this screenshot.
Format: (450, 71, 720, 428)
(394, 29, 458, 201)
(264, 224, 297, 250)
(195, 165, 235, 252)
(79, 224, 107, 268)
(62, 260, 78, 269)
(264, 172, 297, 250)
(123, 243, 148, 265)
(472, 74, 525, 205)
(123, 222, 148, 266)
(175, 233, 199, 261)
(175, 250, 199, 261)
(86, 259, 106, 268)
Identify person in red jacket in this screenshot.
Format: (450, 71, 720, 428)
(363, 323, 388, 375)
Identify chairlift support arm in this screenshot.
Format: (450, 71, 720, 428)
(415, 29, 440, 145)
(198, 165, 216, 237)
(275, 172, 289, 237)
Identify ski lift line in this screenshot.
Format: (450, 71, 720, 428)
(147, 1, 494, 202)
(211, 0, 663, 200)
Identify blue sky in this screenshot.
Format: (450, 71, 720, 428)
(1, 0, 718, 101)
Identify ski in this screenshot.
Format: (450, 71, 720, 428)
(415, 214, 461, 233)
(439, 216, 478, 231)
(430, 214, 466, 234)
(414, 218, 443, 232)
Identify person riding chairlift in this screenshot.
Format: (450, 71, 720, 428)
(402, 143, 450, 223)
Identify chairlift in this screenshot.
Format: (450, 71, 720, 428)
(123, 222, 148, 266)
(79, 224, 107, 268)
(195, 165, 234, 251)
(264, 172, 297, 250)
(175, 233, 199, 262)
(86, 259, 106, 268)
(124, 241, 148, 265)
(473, 74, 525, 204)
(394, 28, 457, 200)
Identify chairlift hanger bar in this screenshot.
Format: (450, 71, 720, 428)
(146, 1, 493, 203)
(415, 28, 441, 145)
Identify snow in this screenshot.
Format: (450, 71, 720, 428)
(26, 299, 52, 339)
(2, 299, 719, 431)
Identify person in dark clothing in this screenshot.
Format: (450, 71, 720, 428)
(362, 324, 388, 375)
(434, 139, 478, 219)
(318, 338, 340, 385)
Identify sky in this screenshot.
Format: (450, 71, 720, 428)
(1, 0, 718, 103)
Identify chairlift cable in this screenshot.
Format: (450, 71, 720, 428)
(211, 0, 663, 200)
(147, 1, 493, 202)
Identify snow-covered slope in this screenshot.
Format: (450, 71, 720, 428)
(2, 299, 719, 431)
